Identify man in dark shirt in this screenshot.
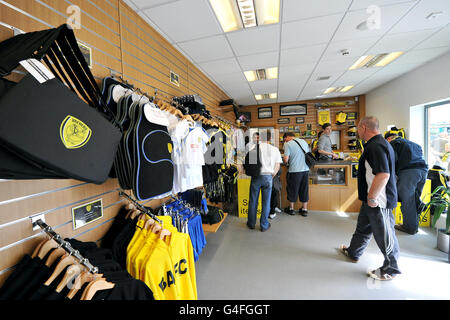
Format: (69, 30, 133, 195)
(340, 116, 401, 281)
(385, 132, 428, 234)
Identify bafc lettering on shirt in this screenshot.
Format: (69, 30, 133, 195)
(158, 259, 188, 292)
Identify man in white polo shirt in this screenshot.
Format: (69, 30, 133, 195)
(246, 131, 282, 232)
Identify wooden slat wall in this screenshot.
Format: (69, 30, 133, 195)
(240, 95, 365, 151)
(0, 0, 233, 287)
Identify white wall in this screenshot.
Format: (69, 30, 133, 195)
(366, 51, 450, 136)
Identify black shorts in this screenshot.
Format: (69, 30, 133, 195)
(287, 171, 309, 203)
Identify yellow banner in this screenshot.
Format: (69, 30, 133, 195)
(317, 109, 330, 125)
(237, 177, 262, 218)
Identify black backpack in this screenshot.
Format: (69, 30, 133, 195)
(243, 143, 261, 177)
(201, 206, 225, 225)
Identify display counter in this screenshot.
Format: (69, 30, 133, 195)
(280, 159, 361, 213)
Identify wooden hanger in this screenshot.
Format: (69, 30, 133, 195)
(158, 228, 171, 240)
(129, 209, 140, 220)
(31, 238, 48, 258)
(183, 114, 194, 122)
(55, 263, 84, 293)
(80, 278, 115, 301)
(151, 222, 162, 234)
(45, 247, 66, 267)
(37, 238, 59, 260)
(44, 254, 77, 286)
(66, 271, 103, 300)
(144, 216, 155, 230)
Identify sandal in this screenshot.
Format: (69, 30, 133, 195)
(368, 268, 396, 281)
(339, 245, 358, 263)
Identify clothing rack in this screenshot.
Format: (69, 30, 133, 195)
(118, 191, 163, 225)
(32, 219, 99, 274)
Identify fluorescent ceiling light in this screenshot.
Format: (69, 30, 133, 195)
(237, 0, 257, 28)
(244, 67, 278, 82)
(375, 52, 404, 67)
(323, 86, 354, 94)
(210, 0, 242, 32)
(339, 85, 354, 93)
(254, 0, 280, 25)
(265, 67, 278, 79)
(210, 0, 280, 32)
(244, 70, 257, 82)
(349, 52, 403, 70)
(255, 93, 277, 100)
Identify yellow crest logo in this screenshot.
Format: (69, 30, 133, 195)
(60, 116, 92, 149)
(168, 143, 173, 153)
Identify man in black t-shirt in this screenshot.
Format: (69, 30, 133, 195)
(385, 132, 428, 234)
(340, 116, 401, 281)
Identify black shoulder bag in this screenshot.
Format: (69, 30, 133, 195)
(293, 139, 317, 168)
(243, 143, 261, 177)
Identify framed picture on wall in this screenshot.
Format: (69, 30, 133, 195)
(347, 112, 357, 120)
(258, 106, 273, 119)
(277, 118, 290, 124)
(280, 104, 307, 116)
(295, 126, 300, 132)
(279, 126, 285, 133)
(296, 117, 304, 124)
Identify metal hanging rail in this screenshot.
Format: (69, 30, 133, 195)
(32, 219, 99, 274)
(118, 190, 163, 225)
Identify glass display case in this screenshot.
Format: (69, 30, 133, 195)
(310, 166, 346, 185)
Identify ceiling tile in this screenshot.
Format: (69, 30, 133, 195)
(389, 0, 450, 34)
(280, 44, 327, 66)
(281, 14, 343, 49)
(142, 0, 222, 43)
(249, 79, 279, 93)
(389, 46, 450, 66)
(177, 35, 234, 63)
(315, 55, 359, 74)
(277, 93, 301, 104)
(368, 28, 439, 53)
(322, 36, 381, 60)
(415, 25, 450, 50)
(213, 72, 248, 87)
(130, 0, 177, 10)
(226, 25, 281, 57)
(197, 57, 242, 76)
(283, 0, 352, 23)
(279, 63, 316, 79)
(237, 51, 279, 71)
(349, 0, 418, 11)
(332, 2, 415, 42)
(255, 98, 277, 105)
(332, 68, 380, 86)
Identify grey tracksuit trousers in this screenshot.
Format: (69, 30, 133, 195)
(348, 202, 401, 275)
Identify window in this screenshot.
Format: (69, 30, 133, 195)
(425, 100, 450, 171)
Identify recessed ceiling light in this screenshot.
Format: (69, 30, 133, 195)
(244, 67, 278, 82)
(349, 52, 403, 70)
(323, 85, 354, 94)
(210, 0, 280, 32)
(323, 87, 336, 94)
(255, 93, 277, 100)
